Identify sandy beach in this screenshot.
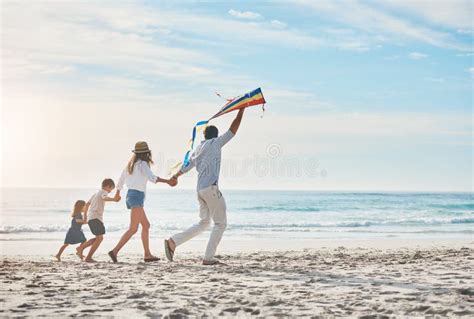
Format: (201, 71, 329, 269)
(2, 0, 473, 317)
(1, 244, 473, 317)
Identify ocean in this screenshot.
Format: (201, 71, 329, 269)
(1, 188, 472, 251)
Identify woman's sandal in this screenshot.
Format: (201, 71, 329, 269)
(144, 255, 160, 262)
(164, 239, 175, 262)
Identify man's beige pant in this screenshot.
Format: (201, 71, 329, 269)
(172, 185, 227, 261)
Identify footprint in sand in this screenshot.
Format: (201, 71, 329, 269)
(168, 308, 191, 316)
(10, 309, 27, 313)
(17, 303, 34, 309)
(127, 293, 147, 299)
(265, 300, 284, 306)
(221, 306, 241, 314)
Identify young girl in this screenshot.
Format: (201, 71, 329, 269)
(108, 141, 176, 263)
(55, 200, 88, 261)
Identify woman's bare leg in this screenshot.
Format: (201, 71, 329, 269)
(139, 209, 152, 258)
(111, 208, 141, 256)
(55, 244, 68, 261)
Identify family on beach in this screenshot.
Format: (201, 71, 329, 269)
(55, 109, 245, 265)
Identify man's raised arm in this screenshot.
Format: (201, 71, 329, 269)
(230, 109, 245, 135)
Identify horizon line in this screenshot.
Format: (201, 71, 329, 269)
(0, 186, 472, 193)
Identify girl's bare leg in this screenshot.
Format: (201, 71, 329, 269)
(139, 209, 152, 258)
(111, 208, 141, 256)
(55, 244, 68, 261)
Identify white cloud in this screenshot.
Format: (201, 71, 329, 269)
(270, 20, 287, 29)
(408, 52, 428, 60)
(383, 0, 473, 31)
(457, 53, 474, 57)
(4, 87, 471, 190)
(424, 77, 445, 83)
(384, 55, 400, 60)
(1, 3, 223, 84)
(319, 27, 381, 52)
(167, 11, 321, 49)
(295, 0, 471, 51)
(228, 9, 261, 19)
(468, 67, 474, 77)
(457, 29, 473, 35)
(1, 1, 328, 93)
(266, 88, 335, 110)
(2, 2, 471, 191)
(244, 111, 472, 142)
(337, 41, 371, 52)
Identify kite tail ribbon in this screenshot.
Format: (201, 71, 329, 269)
(183, 120, 209, 167)
(169, 119, 208, 173)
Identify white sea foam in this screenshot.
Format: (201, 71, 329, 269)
(1, 189, 472, 240)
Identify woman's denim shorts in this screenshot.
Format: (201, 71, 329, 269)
(126, 189, 145, 209)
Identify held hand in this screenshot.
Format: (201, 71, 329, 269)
(113, 190, 121, 201)
(168, 177, 178, 187)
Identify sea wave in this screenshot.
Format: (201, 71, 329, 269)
(239, 204, 473, 213)
(451, 217, 474, 224)
(0, 225, 68, 234)
(432, 203, 474, 210)
(241, 206, 320, 212)
(0, 224, 126, 234)
(0, 217, 472, 234)
(228, 218, 474, 229)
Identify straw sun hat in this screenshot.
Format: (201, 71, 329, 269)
(132, 141, 151, 154)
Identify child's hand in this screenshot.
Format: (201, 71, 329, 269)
(114, 194, 121, 202)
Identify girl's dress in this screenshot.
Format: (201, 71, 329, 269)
(64, 214, 87, 244)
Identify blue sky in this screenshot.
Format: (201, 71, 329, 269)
(1, 0, 473, 191)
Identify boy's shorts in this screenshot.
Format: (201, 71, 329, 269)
(88, 219, 106, 236)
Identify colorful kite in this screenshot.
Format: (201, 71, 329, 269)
(179, 88, 266, 169)
(210, 87, 266, 119)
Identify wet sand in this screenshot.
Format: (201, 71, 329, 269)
(1, 246, 473, 317)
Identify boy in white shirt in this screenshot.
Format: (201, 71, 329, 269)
(78, 178, 120, 262)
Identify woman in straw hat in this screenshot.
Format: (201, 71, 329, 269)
(109, 141, 176, 263)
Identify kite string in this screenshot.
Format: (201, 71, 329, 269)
(215, 91, 235, 103)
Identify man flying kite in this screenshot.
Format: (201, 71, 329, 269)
(164, 88, 265, 265)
